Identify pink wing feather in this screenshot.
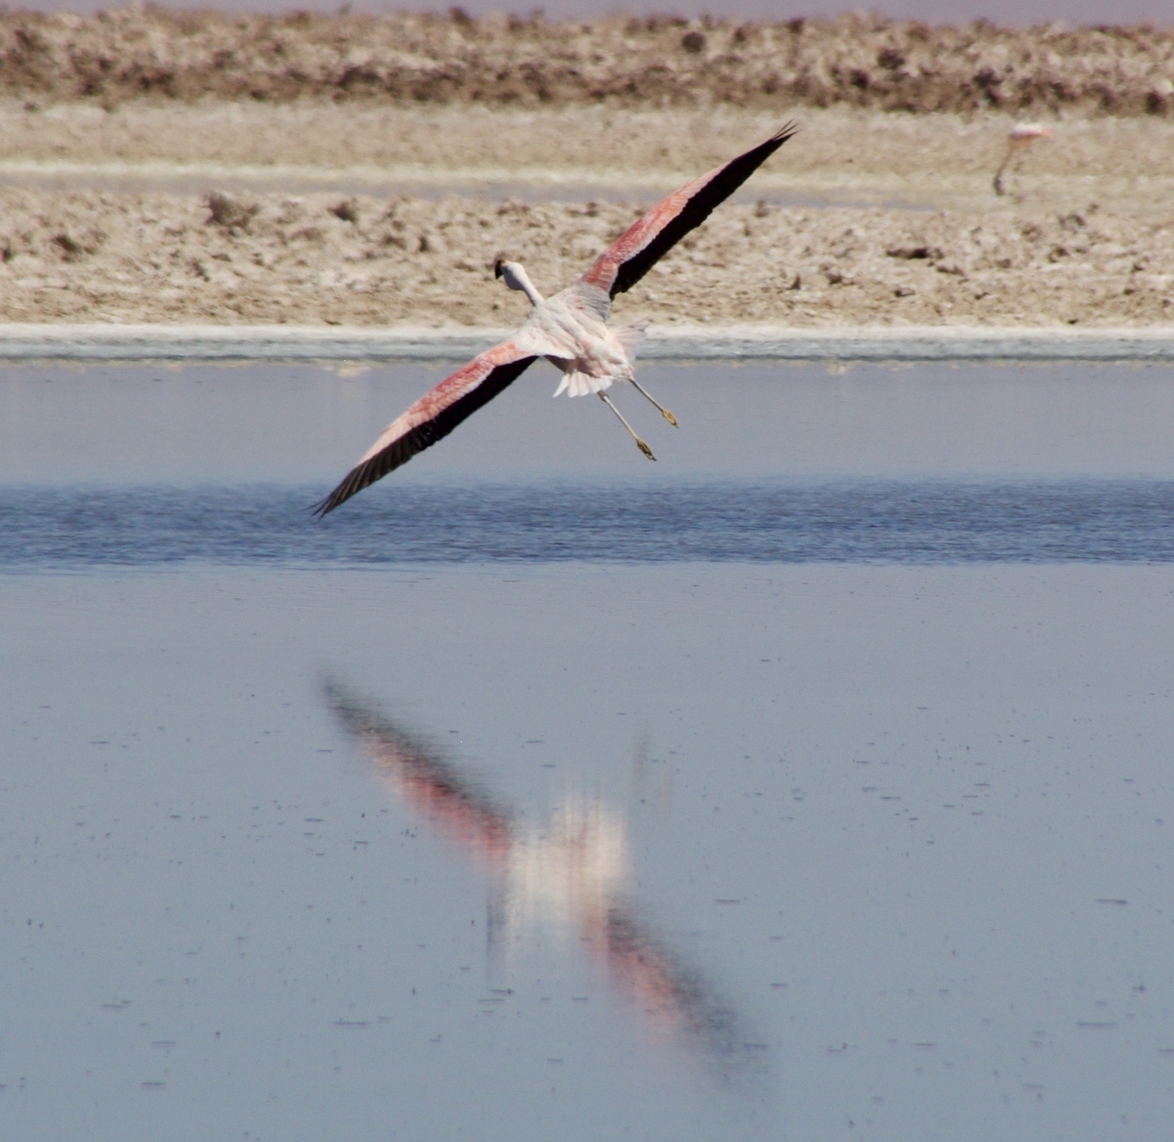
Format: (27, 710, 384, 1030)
(580, 123, 797, 300)
(313, 337, 537, 516)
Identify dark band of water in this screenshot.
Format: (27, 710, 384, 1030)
(3, 480, 1173, 568)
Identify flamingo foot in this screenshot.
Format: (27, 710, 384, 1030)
(629, 377, 679, 428)
(600, 391, 657, 460)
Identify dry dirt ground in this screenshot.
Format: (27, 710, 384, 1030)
(3, 102, 1173, 213)
(2, 174, 1170, 328)
(1, 7, 1172, 117)
(0, 30, 1171, 329)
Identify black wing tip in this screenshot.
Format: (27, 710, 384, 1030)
(744, 121, 799, 163)
(311, 354, 538, 518)
(756, 121, 799, 157)
(311, 461, 370, 518)
(772, 120, 800, 143)
(311, 481, 350, 518)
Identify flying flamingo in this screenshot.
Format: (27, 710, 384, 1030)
(313, 124, 797, 515)
(993, 123, 1051, 197)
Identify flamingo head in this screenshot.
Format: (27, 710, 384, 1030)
(493, 254, 544, 306)
(493, 253, 526, 285)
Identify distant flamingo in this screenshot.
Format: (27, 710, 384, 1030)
(993, 123, 1051, 197)
(314, 124, 797, 515)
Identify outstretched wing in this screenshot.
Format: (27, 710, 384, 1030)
(313, 339, 537, 516)
(579, 123, 797, 300)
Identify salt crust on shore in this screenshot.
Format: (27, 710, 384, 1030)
(2, 104, 1172, 212)
(1, 182, 1169, 328)
(0, 101, 1170, 329)
(2, 323, 1171, 365)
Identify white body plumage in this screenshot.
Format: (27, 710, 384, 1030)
(501, 262, 648, 398)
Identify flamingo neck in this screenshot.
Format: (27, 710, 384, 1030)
(503, 262, 544, 307)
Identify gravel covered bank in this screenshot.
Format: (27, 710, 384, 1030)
(2, 187, 1169, 327)
(0, 6, 1172, 116)
(0, 8, 1170, 330)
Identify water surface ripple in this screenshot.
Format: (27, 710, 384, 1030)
(4, 479, 1174, 567)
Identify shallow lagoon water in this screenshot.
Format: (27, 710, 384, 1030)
(3, 361, 1174, 1141)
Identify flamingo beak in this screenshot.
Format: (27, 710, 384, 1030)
(493, 255, 507, 279)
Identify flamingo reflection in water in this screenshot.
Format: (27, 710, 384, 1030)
(324, 680, 763, 1072)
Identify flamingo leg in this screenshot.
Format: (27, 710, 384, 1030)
(599, 393, 656, 461)
(628, 377, 679, 427)
(993, 145, 1014, 196)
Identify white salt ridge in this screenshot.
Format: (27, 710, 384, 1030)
(0, 323, 1172, 364)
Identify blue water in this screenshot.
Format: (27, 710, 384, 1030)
(4, 479, 1174, 566)
(6, 362, 1174, 1142)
